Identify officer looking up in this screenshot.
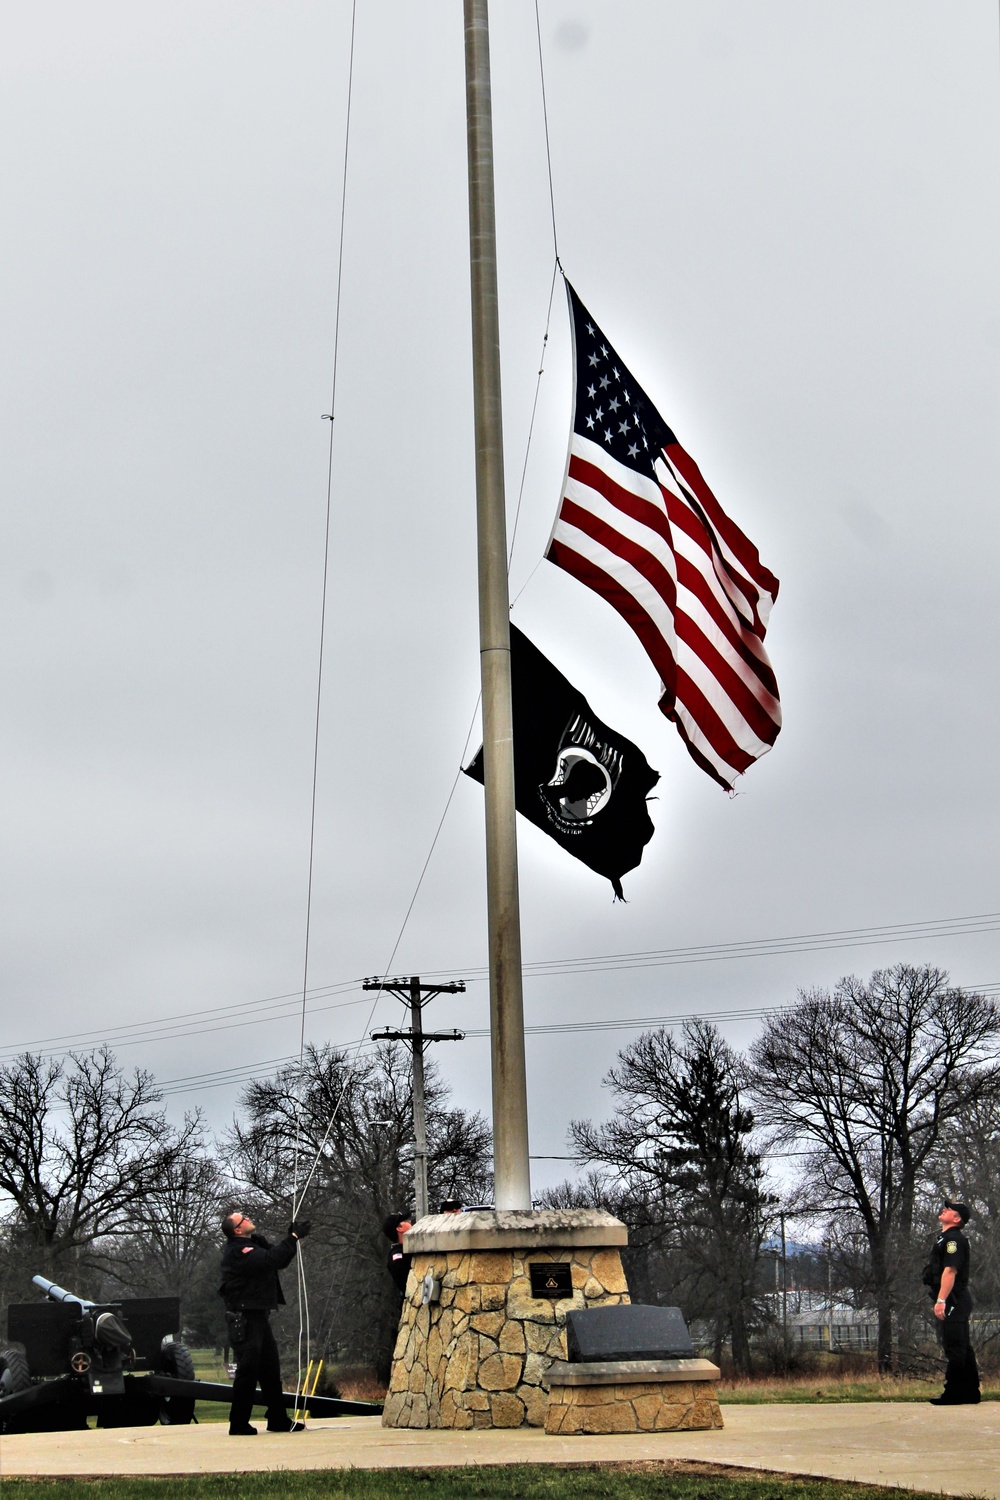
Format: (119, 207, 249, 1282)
(923, 1200, 980, 1406)
(218, 1210, 311, 1436)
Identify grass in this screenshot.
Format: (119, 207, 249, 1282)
(0, 1468, 964, 1500)
(717, 1367, 998, 1404)
(188, 1349, 230, 1382)
(177, 1350, 383, 1424)
(185, 1348, 232, 1422)
(180, 1349, 1000, 1414)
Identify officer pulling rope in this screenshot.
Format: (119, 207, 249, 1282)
(218, 1210, 312, 1436)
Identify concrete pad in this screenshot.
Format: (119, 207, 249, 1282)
(0, 1404, 997, 1495)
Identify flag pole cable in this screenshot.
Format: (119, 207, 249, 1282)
(508, 2, 563, 601)
(289, 303, 562, 1195)
(506, 260, 557, 588)
(289, 0, 566, 1230)
(283, 143, 563, 1202)
(287, 0, 358, 1421)
(288, 696, 482, 1209)
(290, 0, 358, 1215)
(286, 229, 561, 1201)
(533, 0, 561, 271)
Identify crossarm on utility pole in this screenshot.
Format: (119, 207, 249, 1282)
(372, 1031, 466, 1044)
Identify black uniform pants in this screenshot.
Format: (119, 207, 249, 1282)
(226, 1311, 289, 1428)
(939, 1313, 980, 1402)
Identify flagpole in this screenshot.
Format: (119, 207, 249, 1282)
(463, 0, 531, 1211)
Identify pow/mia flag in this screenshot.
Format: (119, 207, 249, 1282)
(464, 625, 659, 900)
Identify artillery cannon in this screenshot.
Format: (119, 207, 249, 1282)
(31, 1275, 141, 1377)
(0, 1274, 381, 1433)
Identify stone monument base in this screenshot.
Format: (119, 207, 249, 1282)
(383, 1209, 630, 1429)
(545, 1357, 724, 1434)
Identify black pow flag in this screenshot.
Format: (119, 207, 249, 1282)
(464, 626, 659, 899)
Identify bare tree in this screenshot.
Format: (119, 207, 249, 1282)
(96, 1140, 230, 1346)
(124, 1149, 225, 1296)
(749, 964, 1000, 1371)
(0, 1049, 202, 1290)
(570, 1021, 772, 1373)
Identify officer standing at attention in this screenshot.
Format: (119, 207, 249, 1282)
(924, 1200, 980, 1405)
(219, 1210, 311, 1436)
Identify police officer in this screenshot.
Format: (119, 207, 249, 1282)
(923, 1200, 980, 1406)
(382, 1212, 412, 1294)
(219, 1210, 311, 1436)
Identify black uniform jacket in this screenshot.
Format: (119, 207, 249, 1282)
(387, 1242, 411, 1294)
(219, 1232, 298, 1311)
(923, 1227, 972, 1318)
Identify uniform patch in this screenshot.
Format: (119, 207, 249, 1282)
(242, 1245, 254, 1254)
(946, 1240, 958, 1254)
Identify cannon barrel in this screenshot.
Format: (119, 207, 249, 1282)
(31, 1274, 95, 1311)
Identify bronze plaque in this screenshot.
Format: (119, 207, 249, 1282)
(529, 1262, 572, 1299)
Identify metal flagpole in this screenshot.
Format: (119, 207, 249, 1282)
(463, 0, 531, 1211)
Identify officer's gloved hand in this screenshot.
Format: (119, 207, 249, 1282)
(288, 1220, 312, 1240)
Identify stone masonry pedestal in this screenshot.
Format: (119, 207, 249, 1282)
(545, 1357, 724, 1434)
(382, 1209, 630, 1429)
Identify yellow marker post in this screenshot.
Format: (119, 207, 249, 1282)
(294, 1360, 314, 1424)
(293, 1358, 324, 1422)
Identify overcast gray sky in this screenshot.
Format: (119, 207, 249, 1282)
(2, 1, 999, 1198)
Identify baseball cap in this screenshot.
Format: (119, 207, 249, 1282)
(942, 1200, 971, 1224)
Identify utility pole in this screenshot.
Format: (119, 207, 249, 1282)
(366, 976, 466, 1220)
(827, 1244, 834, 1351)
(463, 0, 531, 1211)
(780, 1210, 788, 1369)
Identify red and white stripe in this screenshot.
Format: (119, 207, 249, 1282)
(548, 432, 780, 790)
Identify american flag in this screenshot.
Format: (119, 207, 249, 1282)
(546, 283, 781, 791)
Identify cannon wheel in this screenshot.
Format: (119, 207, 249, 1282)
(0, 1348, 31, 1398)
(156, 1341, 196, 1425)
(0, 1347, 34, 1430)
(1, 1353, 87, 1434)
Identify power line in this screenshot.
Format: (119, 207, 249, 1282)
(3, 909, 998, 1066)
(152, 981, 1000, 1101)
(464, 1002, 792, 1040)
(0, 989, 370, 1064)
(0, 978, 362, 1059)
(156, 1053, 302, 1097)
(431, 911, 1000, 984)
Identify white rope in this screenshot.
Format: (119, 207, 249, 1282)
(288, 265, 565, 1210)
(284, 0, 569, 1377)
(506, 257, 558, 588)
(507, 0, 563, 605)
(289, 0, 358, 1421)
(290, 692, 483, 1208)
(533, 0, 560, 267)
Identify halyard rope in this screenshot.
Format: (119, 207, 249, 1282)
(289, 0, 358, 1418)
(286, 0, 567, 1402)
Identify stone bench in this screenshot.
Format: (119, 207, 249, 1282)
(544, 1356, 724, 1435)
